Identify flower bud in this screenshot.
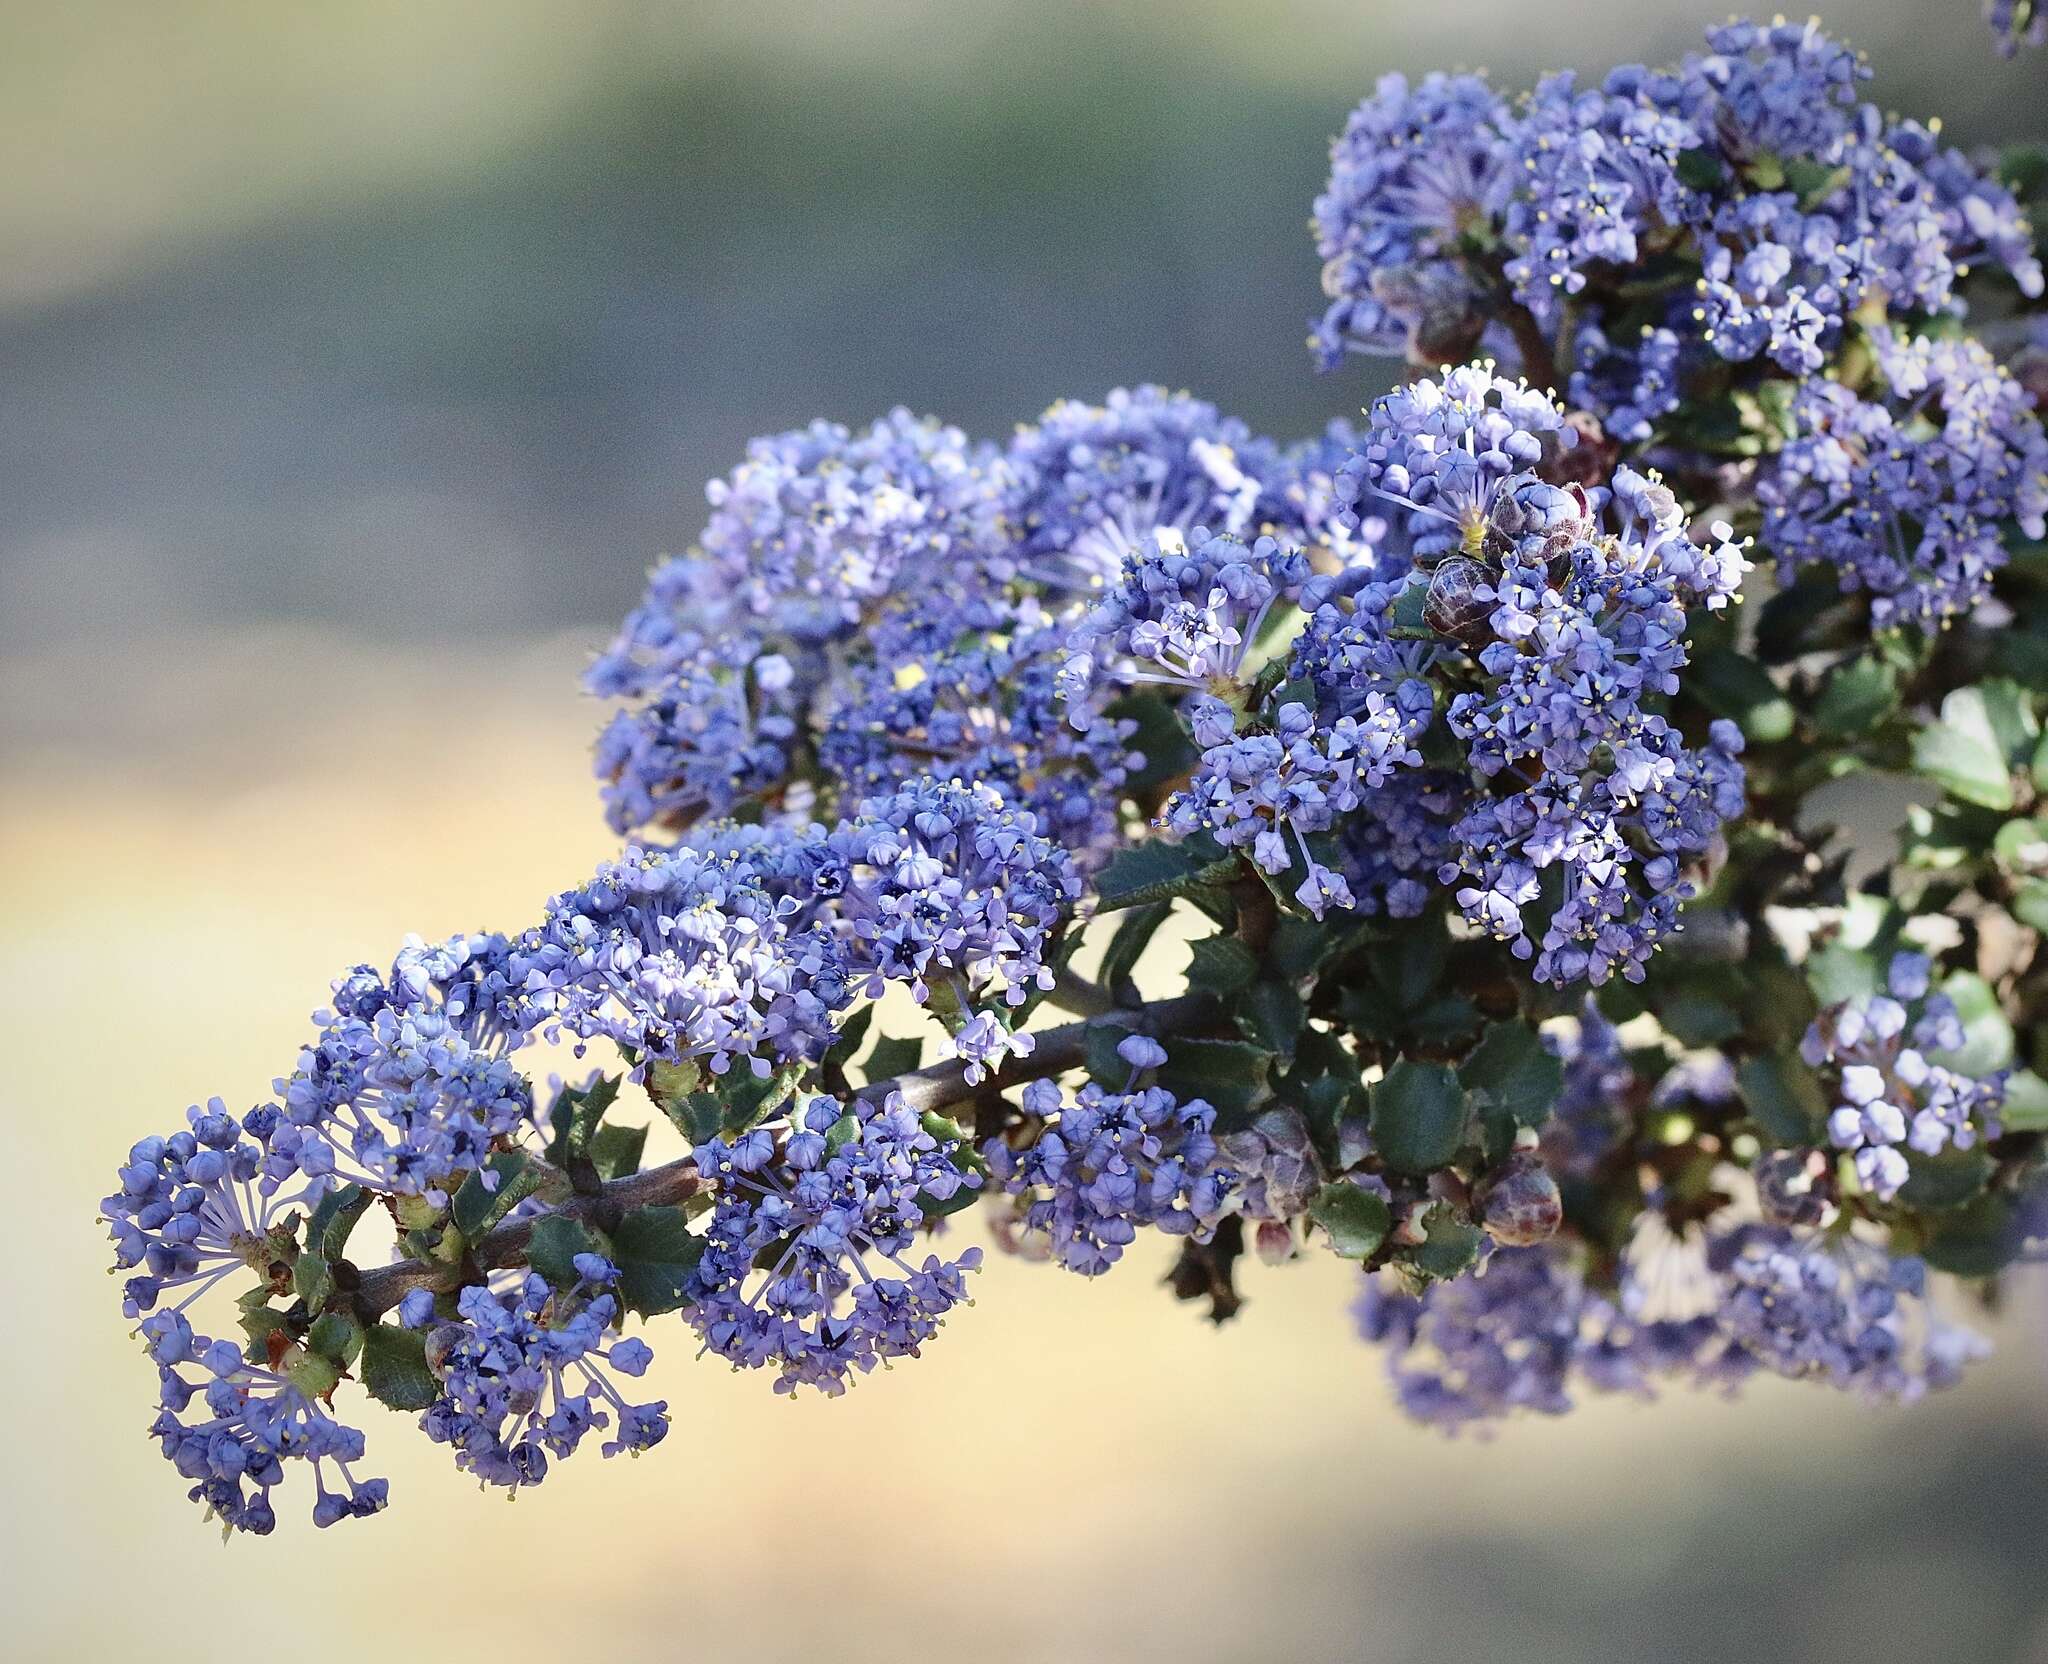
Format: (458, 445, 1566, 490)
(1754, 1148, 1838, 1228)
(1478, 1153, 1563, 1246)
(1424, 556, 1495, 645)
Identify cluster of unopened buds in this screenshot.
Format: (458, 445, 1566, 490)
(110, 15, 2048, 1533)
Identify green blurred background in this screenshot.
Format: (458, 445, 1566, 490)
(5, 4, 2048, 1660)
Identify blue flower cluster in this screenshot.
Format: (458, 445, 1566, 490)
(1311, 18, 2042, 400)
(105, 1099, 299, 1320)
(984, 1036, 1235, 1274)
(1355, 1223, 1988, 1432)
(421, 1257, 668, 1490)
(519, 846, 848, 1079)
(1761, 332, 2048, 630)
(685, 1092, 983, 1395)
(141, 1309, 387, 1534)
(268, 932, 539, 1203)
(1804, 952, 2007, 1201)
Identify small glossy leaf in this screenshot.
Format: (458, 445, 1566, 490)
(609, 1205, 705, 1317)
(1370, 1060, 1469, 1174)
(588, 1122, 648, 1182)
(361, 1322, 440, 1412)
(1928, 971, 2014, 1078)
(527, 1212, 610, 1290)
(306, 1184, 372, 1263)
(1309, 1183, 1390, 1260)
(1094, 833, 1237, 912)
(1737, 1052, 1827, 1144)
(1912, 686, 2017, 810)
(546, 1074, 624, 1166)
(451, 1151, 543, 1240)
(306, 1311, 363, 1367)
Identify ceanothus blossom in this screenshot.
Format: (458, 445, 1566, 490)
(984, 1035, 1234, 1274)
(265, 933, 540, 1205)
(517, 846, 848, 1079)
(685, 1092, 982, 1395)
(421, 1257, 668, 1490)
(141, 1309, 387, 1534)
(1001, 386, 1288, 594)
(1310, 71, 1515, 364)
(1802, 951, 2006, 1201)
(1762, 332, 2048, 630)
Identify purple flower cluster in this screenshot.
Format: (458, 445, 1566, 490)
(1990, 0, 2045, 54)
(141, 1309, 387, 1533)
(268, 933, 539, 1203)
(1059, 526, 1311, 714)
(685, 1092, 982, 1395)
(1803, 952, 2006, 1201)
(421, 1258, 667, 1490)
(1761, 332, 2048, 630)
(1310, 19, 2041, 391)
(984, 1036, 1233, 1274)
(1310, 71, 1515, 364)
(104, 1099, 300, 1320)
(1356, 1223, 1987, 1432)
(519, 845, 848, 1079)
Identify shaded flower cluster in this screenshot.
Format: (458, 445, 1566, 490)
(1761, 332, 2048, 630)
(1803, 951, 2006, 1200)
(685, 1092, 982, 1395)
(984, 1037, 1234, 1274)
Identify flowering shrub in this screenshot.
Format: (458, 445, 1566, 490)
(107, 16, 2048, 1532)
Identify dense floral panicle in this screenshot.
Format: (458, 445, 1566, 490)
(1310, 71, 1515, 364)
(593, 653, 802, 836)
(104, 1099, 303, 1319)
(1165, 692, 1430, 918)
(141, 1309, 386, 1533)
(1000, 386, 1290, 594)
(815, 617, 1139, 866)
(1058, 526, 1311, 721)
(1503, 64, 1705, 317)
(519, 846, 847, 1078)
(421, 1261, 667, 1490)
(1801, 952, 2005, 1201)
(1436, 470, 1748, 984)
(686, 1092, 982, 1395)
(1569, 317, 1685, 444)
(267, 934, 539, 1203)
(1357, 1220, 1986, 1431)
(1339, 363, 1576, 559)
(1762, 333, 2048, 630)
(1685, 17, 1867, 160)
(1709, 1225, 1988, 1397)
(808, 778, 1079, 1038)
(694, 408, 1011, 644)
(985, 1057, 1231, 1275)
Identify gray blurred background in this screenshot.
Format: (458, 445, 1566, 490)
(5, 5, 2048, 1662)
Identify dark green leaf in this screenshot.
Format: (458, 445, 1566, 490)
(861, 1033, 924, 1083)
(2000, 1069, 2048, 1132)
(1917, 1193, 2020, 1277)
(293, 1251, 333, 1308)
(306, 1311, 363, 1367)
(609, 1205, 706, 1317)
(1084, 1020, 1141, 1088)
(1094, 833, 1237, 912)
(1927, 971, 2014, 1077)
(1099, 901, 1172, 1003)
(1691, 646, 1795, 744)
(1309, 1182, 1390, 1260)
(451, 1151, 544, 1240)
(1812, 656, 1899, 738)
(821, 1004, 876, 1074)
(546, 1073, 624, 1166)
(1657, 992, 1743, 1048)
(527, 1212, 611, 1290)
(361, 1322, 440, 1412)
(1185, 933, 1258, 998)
(1158, 1037, 1274, 1126)
(1370, 1060, 1469, 1174)
(1896, 1144, 1995, 1211)
(588, 1122, 649, 1182)
(1460, 1022, 1564, 1155)
(1106, 692, 1199, 796)
(1674, 145, 1726, 191)
(1736, 1052, 1827, 1144)
(306, 1183, 372, 1263)
(1409, 1209, 1484, 1281)
(239, 1304, 292, 1360)
(1237, 980, 1306, 1060)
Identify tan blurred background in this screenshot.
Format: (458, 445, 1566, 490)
(6, 4, 2048, 1661)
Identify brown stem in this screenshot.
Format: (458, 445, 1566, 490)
(344, 991, 1219, 1320)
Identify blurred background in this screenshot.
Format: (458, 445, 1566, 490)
(5, 3, 2048, 1660)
